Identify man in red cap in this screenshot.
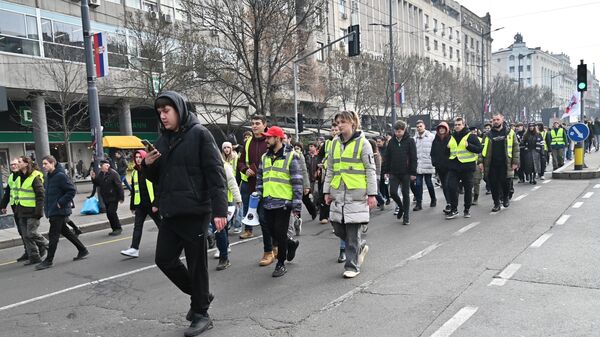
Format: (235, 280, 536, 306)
(256, 126, 303, 277)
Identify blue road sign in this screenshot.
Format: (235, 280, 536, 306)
(568, 123, 590, 142)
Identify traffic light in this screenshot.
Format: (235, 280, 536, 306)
(577, 60, 587, 92)
(348, 25, 360, 57)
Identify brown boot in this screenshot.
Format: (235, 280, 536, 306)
(272, 247, 279, 259)
(259, 251, 274, 266)
(239, 230, 254, 240)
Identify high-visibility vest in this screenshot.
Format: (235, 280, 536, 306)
(7, 173, 20, 206)
(541, 130, 548, 151)
(131, 170, 154, 205)
(262, 151, 294, 201)
(550, 128, 565, 146)
(17, 170, 44, 208)
(482, 129, 514, 159)
(322, 139, 333, 170)
(240, 137, 251, 182)
(330, 136, 367, 190)
(449, 134, 478, 163)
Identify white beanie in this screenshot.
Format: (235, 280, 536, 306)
(222, 141, 233, 149)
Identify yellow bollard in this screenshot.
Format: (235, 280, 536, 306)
(574, 142, 584, 170)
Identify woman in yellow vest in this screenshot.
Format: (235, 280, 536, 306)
(16, 156, 49, 266)
(120, 150, 162, 258)
(323, 111, 378, 279)
(0, 158, 30, 262)
(221, 141, 243, 234)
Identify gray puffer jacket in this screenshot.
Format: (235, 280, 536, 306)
(323, 131, 378, 225)
(414, 130, 435, 174)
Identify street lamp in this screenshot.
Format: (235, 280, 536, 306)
(480, 27, 503, 125)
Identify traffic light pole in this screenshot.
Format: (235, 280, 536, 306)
(574, 90, 585, 171)
(292, 31, 357, 142)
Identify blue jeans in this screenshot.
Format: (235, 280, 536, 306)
(211, 222, 229, 259)
(121, 175, 132, 192)
(415, 174, 436, 204)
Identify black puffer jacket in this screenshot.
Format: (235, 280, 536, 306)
(431, 123, 451, 171)
(44, 164, 76, 218)
(92, 168, 124, 203)
(382, 131, 417, 176)
(143, 91, 227, 219)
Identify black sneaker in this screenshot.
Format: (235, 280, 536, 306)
(184, 312, 214, 337)
(35, 260, 53, 270)
(403, 217, 410, 225)
(396, 207, 404, 219)
(443, 205, 451, 214)
(38, 245, 47, 258)
(108, 229, 122, 236)
(73, 227, 83, 236)
(73, 249, 89, 261)
(337, 249, 346, 263)
(445, 210, 459, 219)
(286, 240, 299, 262)
(186, 295, 214, 321)
(413, 204, 422, 211)
(216, 257, 230, 271)
(393, 206, 399, 215)
(491, 204, 501, 212)
(430, 199, 437, 207)
(16, 253, 29, 262)
(24, 256, 42, 266)
(502, 199, 510, 208)
(272, 264, 287, 277)
(463, 210, 471, 218)
(385, 199, 391, 205)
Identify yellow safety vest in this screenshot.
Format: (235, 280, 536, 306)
(322, 139, 333, 170)
(7, 173, 20, 206)
(330, 136, 367, 190)
(482, 129, 514, 159)
(550, 128, 565, 146)
(17, 170, 44, 208)
(262, 151, 294, 201)
(449, 134, 478, 163)
(240, 137, 251, 182)
(131, 170, 154, 205)
(541, 130, 548, 151)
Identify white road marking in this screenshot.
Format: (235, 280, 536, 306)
(0, 235, 264, 312)
(514, 194, 528, 201)
(582, 192, 594, 199)
(429, 306, 479, 337)
(556, 215, 571, 225)
(452, 222, 480, 236)
(488, 263, 521, 286)
(543, 179, 552, 184)
(530, 233, 553, 248)
(531, 186, 541, 191)
(572, 202, 584, 209)
(594, 184, 600, 189)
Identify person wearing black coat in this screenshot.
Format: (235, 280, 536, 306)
(36, 156, 88, 270)
(430, 122, 451, 212)
(143, 91, 228, 336)
(446, 118, 482, 219)
(91, 160, 124, 236)
(382, 120, 417, 225)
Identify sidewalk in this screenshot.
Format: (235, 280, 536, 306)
(0, 189, 134, 250)
(552, 148, 600, 179)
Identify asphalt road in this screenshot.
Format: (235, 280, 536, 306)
(1, 175, 599, 337)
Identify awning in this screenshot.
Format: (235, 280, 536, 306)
(102, 136, 145, 149)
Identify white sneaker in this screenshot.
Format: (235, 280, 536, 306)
(120, 248, 139, 258)
(213, 245, 232, 259)
(358, 244, 369, 267)
(232, 227, 242, 234)
(343, 270, 360, 278)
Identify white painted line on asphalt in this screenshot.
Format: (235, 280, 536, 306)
(582, 192, 594, 199)
(453, 222, 480, 236)
(488, 263, 521, 287)
(0, 235, 264, 312)
(572, 202, 584, 209)
(429, 306, 479, 337)
(406, 242, 443, 262)
(543, 179, 552, 184)
(530, 233, 553, 248)
(514, 194, 528, 201)
(531, 186, 541, 191)
(594, 184, 600, 189)
(556, 215, 571, 225)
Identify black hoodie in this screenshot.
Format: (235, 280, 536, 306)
(142, 91, 228, 219)
(382, 131, 417, 176)
(448, 127, 483, 172)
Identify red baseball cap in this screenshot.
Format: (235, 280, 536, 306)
(262, 126, 285, 139)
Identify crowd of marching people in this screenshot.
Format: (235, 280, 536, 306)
(1, 90, 588, 336)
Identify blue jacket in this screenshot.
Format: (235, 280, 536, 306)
(44, 164, 76, 218)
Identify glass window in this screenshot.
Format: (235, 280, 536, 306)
(509, 66, 514, 73)
(425, 36, 429, 48)
(53, 21, 83, 47)
(527, 65, 531, 71)
(41, 18, 53, 42)
(26, 16, 38, 40)
(339, 0, 346, 15)
(143, 1, 158, 12)
(317, 42, 324, 61)
(125, 0, 141, 8)
(0, 34, 40, 55)
(105, 0, 121, 3)
(161, 5, 175, 17)
(457, 50, 460, 60)
(449, 46, 453, 58)
(0, 9, 27, 38)
(434, 40, 438, 50)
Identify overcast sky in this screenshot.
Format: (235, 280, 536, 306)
(458, 0, 600, 74)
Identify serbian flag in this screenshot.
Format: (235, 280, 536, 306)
(561, 92, 579, 120)
(394, 83, 405, 106)
(484, 96, 492, 113)
(93, 32, 109, 78)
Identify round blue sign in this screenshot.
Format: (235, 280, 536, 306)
(568, 123, 590, 142)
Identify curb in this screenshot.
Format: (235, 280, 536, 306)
(0, 215, 135, 250)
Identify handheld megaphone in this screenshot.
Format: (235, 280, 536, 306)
(242, 193, 260, 227)
(227, 206, 236, 222)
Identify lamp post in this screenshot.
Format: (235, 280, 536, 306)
(480, 27, 503, 125)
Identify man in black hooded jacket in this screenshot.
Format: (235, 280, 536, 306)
(143, 91, 227, 337)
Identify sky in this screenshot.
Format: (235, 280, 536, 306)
(458, 0, 600, 74)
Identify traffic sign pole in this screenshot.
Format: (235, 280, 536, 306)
(575, 91, 585, 171)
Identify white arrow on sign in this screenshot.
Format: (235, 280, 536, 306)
(572, 127, 583, 138)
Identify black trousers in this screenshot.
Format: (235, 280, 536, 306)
(264, 207, 292, 266)
(318, 179, 330, 221)
(302, 193, 317, 219)
(131, 205, 162, 249)
(437, 169, 450, 205)
(389, 174, 411, 218)
(155, 214, 211, 314)
(46, 216, 87, 262)
(104, 201, 122, 230)
(379, 175, 390, 201)
(488, 166, 512, 205)
(447, 170, 473, 212)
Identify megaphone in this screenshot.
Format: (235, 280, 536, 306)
(226, 206, 236, 222)
(242, 193, 261, 227)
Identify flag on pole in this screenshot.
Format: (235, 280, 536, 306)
(93, 32, 109, 78)
(394, 83, 405, 106)
(561, 92, 579, 120)
(484, 96, 492, 114)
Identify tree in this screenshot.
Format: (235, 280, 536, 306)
(183, 0, 322, 115)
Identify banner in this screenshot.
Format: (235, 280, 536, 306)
(93, 32, 109, 78)
(561, 92, 580, 122)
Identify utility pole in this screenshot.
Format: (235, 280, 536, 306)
(81, 0, 104, 163)
(388, 0, 397, 127)
(480, 27, 503, 125)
